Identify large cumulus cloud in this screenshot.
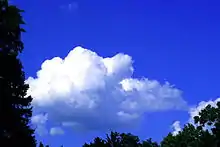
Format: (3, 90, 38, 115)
(26, 46, 187, 135)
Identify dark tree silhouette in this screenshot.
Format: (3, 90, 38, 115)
(39, 142, 44, 147)
(83, 131, 159, 147)
(0, 0, 36, 146)
(193, 102, 220, 147)
(38, 142, 50, 147)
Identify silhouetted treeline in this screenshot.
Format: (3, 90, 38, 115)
(0, 0, 36, 146)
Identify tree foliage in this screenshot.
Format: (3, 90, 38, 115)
(83, 131, 159, 147)
(161, 102, 220, 147)
(39, 142, 50, 147)
(0, 0, 25, 55)
(0, 0, 36, 146)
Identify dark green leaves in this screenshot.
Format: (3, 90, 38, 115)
(0, 0, 36, 146)
(0, 0, 25, 54)
(83, 131, 159, 147)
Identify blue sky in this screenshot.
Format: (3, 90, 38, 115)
(14, 0, 220, 146)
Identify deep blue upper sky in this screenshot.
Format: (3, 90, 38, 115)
(14, 0, 220, 146)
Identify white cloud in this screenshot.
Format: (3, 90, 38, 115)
(171, 121, 181, 136)
(35, 125, 48, 136)
(50, 127, 64, 136)
(26, 46, 187, 135)
(31, 113, 48, 136)
(31, 113, 48, 124)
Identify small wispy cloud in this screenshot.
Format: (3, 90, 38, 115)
(60, 2, 78, 12)
(50, 127, 64, 136)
